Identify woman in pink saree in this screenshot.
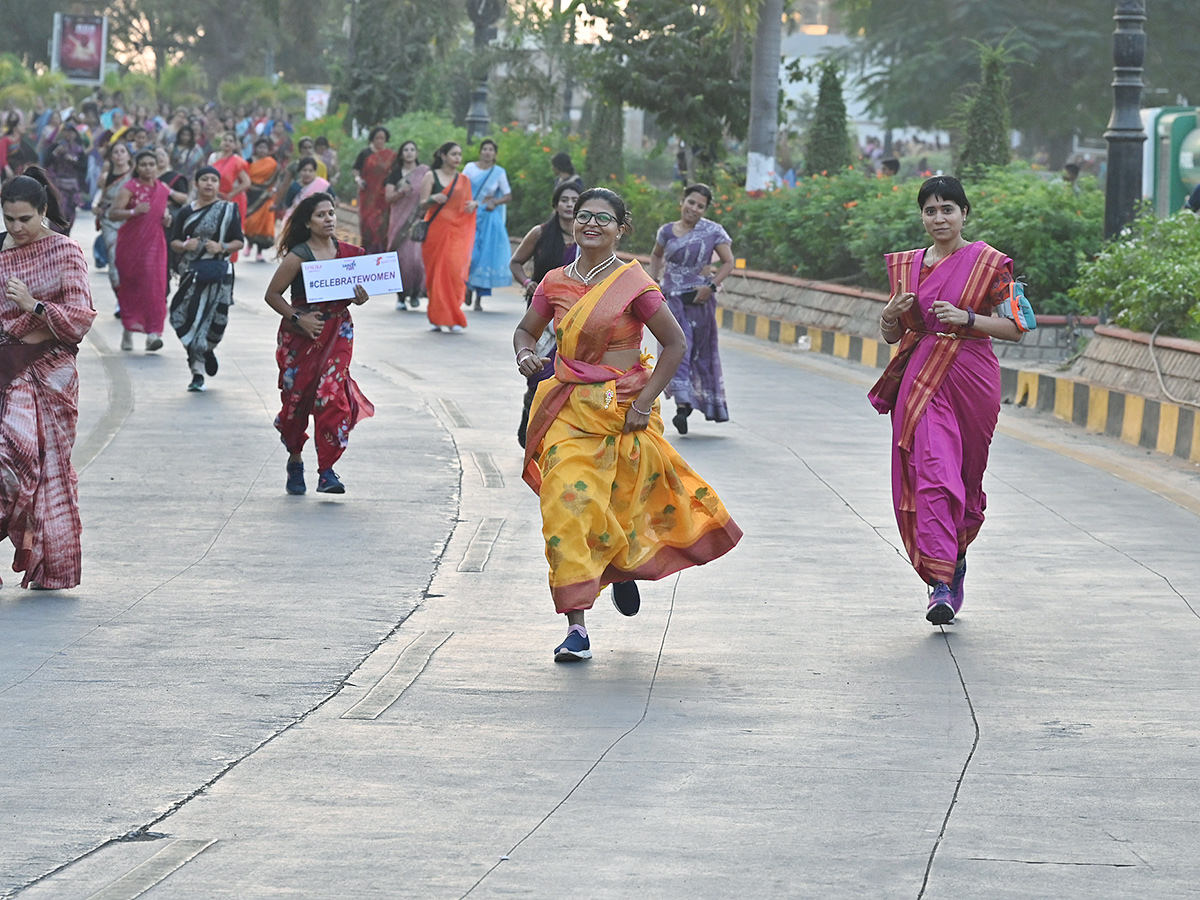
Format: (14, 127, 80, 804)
(384, 141, 429, 310)
(111, 150, 171, 352)
(868, 176, 1031, 625)
(0, 169, 97, 589)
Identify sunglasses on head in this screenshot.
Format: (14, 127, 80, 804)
(574, 210, 617, 226)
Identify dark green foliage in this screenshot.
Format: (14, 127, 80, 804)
(727, 166, 1103, 314)
(804, 61, 852, 177)
(955, 43, 1013, 175)
(332, 0, 465, 128)
(1069, 212, 1200, 338)
(584, 0, 750, 166)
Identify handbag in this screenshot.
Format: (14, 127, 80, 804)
(1001, 279, 1037, 332)
(191, 257, 229, 285)
(410, 171, 459, 243)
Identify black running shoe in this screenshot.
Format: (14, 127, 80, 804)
(611, 581, 641, 616)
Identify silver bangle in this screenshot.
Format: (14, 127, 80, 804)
(630, 402, 652, 416)
(516, 348, 535, 363)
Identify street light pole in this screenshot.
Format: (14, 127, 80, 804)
(465, 0, 505, 144)
(1103, 0, 1147, 240)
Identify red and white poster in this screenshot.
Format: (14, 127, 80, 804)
(52, 15, 107, 84)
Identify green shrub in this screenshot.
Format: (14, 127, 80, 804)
(1069, 212, 1200, 338)
(727, 168, 867, 279)
(966, 168, 1104, 314)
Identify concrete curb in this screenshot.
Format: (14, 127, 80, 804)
(717, 304, 1200, 465)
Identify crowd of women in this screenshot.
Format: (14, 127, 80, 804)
(0, 92, 1031, 659)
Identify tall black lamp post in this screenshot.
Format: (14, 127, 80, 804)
(465, 0, 505, 143)
(1103, 0, 1147, 240)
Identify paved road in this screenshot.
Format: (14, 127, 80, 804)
(3, 233, 1199, 899)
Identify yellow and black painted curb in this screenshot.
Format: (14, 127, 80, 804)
(717, 305, 1200, 465)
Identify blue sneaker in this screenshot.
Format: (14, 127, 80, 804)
(316, 469, 345, 493)
(611, 581, 641, 616)
(286, 461, 305, 495)
(554, 626, 592, 662)
(926, 583, 955, 625)
(949, 557, 967, 615)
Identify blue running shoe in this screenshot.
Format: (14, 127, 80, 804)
(611, 581, 641, 616)
(949, 557, 967, 615)
(926, 583, 955, 625)
(554, 626, 592, 662)
(286, 461, 306, 495)
(317, 469, 345, 493)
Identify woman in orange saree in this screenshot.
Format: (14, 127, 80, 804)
(418, 141, 476, 332)
(243, 137, 281, 258)
(515, 188, 742, 662)
(868, 176, 1030, 626)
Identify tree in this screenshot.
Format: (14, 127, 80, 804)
(334, 0, 467, 127)
(488, 0, 585, 130)
(834, 0, 1106, 165)
(713, 0, 784, 191)
(955, 43, 1012, 175)
(804, 59, 850, 175)
(0, 0, 72, 66)
(583, 0, 751, 180)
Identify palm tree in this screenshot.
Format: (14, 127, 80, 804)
(714, 0, 783, 191)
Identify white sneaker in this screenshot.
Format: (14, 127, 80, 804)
(120, 330, 133, 351)
(145, 333, 163, 352)
(450, 324, 464, 333)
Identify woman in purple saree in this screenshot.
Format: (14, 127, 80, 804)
(868, 176, 1032, 625)
(649, 183, 735, 434)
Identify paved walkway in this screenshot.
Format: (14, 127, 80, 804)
(2, 236, 1199, 899)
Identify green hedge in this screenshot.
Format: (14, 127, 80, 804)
(1069, 212, 1200, 339)
(293, 112, 1110, 317)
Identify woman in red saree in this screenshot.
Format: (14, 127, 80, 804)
(0, 169, 97, 589)
(210, 131, 250, 262)
(419, 142, 476, 332)
(111, 150, 171, 352)
(514, 188, 742, 662)
(868, 176, 1030, 625)
(352, 127, 396, 254)
(264, 192, 373, 496)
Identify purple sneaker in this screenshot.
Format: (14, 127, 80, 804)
(926, 583, 955, 625)
(949, 558, 967, 615)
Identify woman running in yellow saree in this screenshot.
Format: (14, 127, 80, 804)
(514, 188, 742, 661)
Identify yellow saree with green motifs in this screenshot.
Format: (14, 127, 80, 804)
(522, 261, 742, 613)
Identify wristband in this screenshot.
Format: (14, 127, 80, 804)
(630, 402, 652, 416)
(880, 315, 899, 329)
(523, 279, 534, 288)
(966, 308, 976, 328)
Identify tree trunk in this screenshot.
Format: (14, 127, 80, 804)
(745, 0, 782, 191)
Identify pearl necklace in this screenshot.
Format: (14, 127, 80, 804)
(568, 253, 618, 284)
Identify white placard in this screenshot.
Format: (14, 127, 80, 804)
(305, 88, 330, 121)
(301, 253, 403, 303)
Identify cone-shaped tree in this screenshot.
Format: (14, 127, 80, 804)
(956, 43, 1013, 175)
(804, 60, 851, 176)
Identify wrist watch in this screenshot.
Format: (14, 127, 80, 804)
(289, 312, 300, 325)
(33, 302, 46, 317)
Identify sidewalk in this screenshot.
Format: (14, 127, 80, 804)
(3, 247, 1199, 899)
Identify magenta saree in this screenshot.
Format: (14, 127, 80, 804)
(868, 241, 1012, 586)
(114, 179, 169, 335)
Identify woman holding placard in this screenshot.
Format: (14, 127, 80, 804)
(264, 193, 374, 496)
